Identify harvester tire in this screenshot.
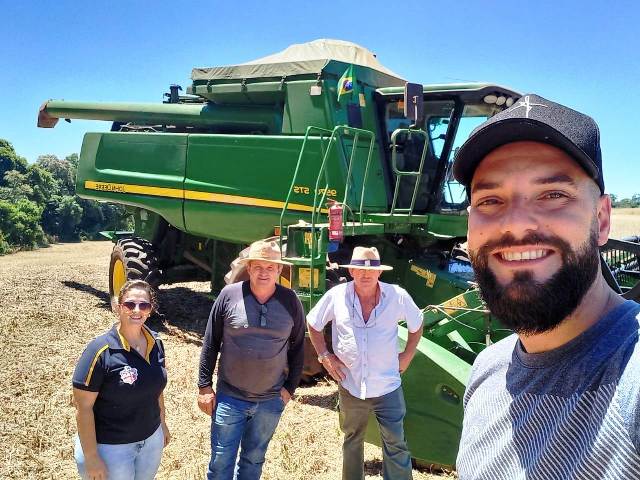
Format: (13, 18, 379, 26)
(109, 237, 162, 299)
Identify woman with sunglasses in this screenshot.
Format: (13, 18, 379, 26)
(72, 280, 169, 480)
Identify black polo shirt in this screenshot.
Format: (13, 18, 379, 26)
(72, 324, 167, 444)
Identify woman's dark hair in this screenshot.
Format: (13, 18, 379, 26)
(117, 280, 158, 312)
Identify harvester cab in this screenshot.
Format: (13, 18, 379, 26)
(36, 39, 640, 467)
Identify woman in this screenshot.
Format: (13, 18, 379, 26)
(72, 280, 170, 480)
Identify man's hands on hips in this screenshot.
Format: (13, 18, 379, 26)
(197, 386, 216, 416)
(280, 387, 292, 405)
(398, 350, 415, 373)
(321, 354, 347, 382)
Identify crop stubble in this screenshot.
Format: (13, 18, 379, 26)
(0, 242, 451, 479)
(1, 210, 635, 478)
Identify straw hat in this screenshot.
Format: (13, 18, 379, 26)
(238, 240, 292, 266)
(339, 246, 393, 271)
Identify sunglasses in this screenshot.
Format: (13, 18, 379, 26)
(120, 301, 152, 313)
(259, 304, 267, 327)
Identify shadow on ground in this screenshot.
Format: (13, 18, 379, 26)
(61, 281, 213, 342)
(294, 388, 339, 411)
(364, 458, 383, 476)
(155, 286, 212, 338)
(62, 281, 112, 309)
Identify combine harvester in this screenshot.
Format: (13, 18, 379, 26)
(38, 39, 640, 467)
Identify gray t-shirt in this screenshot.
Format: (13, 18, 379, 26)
(457, 300, 640, 480)
(198, 281, 305, 400)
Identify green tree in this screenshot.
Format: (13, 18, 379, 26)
(25, 164, 59, 205)
(0, 139, 28, 182)
(0, 170, 33, 202)
(0, 230, 10, 255)
(36, 154, 75, 196)
(77, 198, 105, 238)
(41, 194, 84, 241)
(0, 199, 45, 248)
(65, 153, 79, 168)
(56, 195, 84, 240)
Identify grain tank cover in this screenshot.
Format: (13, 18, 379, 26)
(191, 38, 405, 88)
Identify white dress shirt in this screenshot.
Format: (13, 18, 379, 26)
(307, 281, 423, 399)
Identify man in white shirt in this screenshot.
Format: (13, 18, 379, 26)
(307, 246, 423, 480)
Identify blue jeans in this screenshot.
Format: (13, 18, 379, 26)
(339, 386, 412, 480)
(207, 392, 285, 480)
(74, 425, 164, 480)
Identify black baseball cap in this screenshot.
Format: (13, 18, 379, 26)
(453, 94, 605, 194)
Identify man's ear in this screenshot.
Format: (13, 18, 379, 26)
(596, 194, 612, 247)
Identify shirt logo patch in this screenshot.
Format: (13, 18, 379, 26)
(120, 365, 138, 385)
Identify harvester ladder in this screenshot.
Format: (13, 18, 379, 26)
(388, 128, 429, 216)
(279, 125, 375, 307)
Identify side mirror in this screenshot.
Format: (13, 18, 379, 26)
(404, 83, 424, 125)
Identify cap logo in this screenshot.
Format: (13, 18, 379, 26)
(509, 95, 547, 118)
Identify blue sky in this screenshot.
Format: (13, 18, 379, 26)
(1, 0, 638, 198)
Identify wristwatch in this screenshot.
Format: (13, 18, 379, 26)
(317, 351, 331, 363)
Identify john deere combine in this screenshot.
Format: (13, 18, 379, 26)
(38, 39, 640, 466)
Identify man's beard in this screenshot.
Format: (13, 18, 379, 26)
(469, 228, 600, 335)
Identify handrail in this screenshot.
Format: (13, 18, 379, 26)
(338, 127, 376, 225)
(389, 128, 429, 216)
(279, 124, 376, 308)
(279, 125, 333, 254)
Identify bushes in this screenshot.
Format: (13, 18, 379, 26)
(0, 199, 46, 250)
(0, 139, 132, 253)
(0, 231, 11, 255)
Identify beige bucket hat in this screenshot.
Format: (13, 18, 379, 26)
(238, 240, 292, 266)
(339, 246, 393, 271)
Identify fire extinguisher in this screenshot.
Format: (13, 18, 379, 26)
(328, 200, 344, 242)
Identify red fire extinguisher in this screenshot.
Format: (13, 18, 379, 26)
(328, 200, 344, 242)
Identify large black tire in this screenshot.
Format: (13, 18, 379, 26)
(109, 237, 162, 299)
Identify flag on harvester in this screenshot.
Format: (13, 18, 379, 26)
(337, 65, 356, 103)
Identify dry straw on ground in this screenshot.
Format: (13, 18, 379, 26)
(0, 242, 453, 479)
(610, 207, 640, 239)
(1, 211, 636, 479)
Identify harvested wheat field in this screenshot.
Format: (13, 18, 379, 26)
(1, 210, 636, 479)
(610, 208, 640, 239)
(0, 242, 453, 480)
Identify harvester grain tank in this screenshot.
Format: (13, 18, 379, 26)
(38, 39, 640, 467)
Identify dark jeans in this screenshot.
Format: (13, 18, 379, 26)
(339, 385, 413, 480)
(207, 392, 285, 480)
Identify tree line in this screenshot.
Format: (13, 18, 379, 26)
(610, 194, 640, 209)
(0, 138, 131, 255)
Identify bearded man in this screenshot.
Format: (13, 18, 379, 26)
(452, 94, 640, 479)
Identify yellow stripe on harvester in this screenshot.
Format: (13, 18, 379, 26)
(85, 181, 183, 199)
(84, 344, 109, 386)
(84, 181, 326, 213)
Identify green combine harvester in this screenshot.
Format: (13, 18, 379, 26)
(38, 39, 640, 467)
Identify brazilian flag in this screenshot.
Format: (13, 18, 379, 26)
(337, 65, 356, 103)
